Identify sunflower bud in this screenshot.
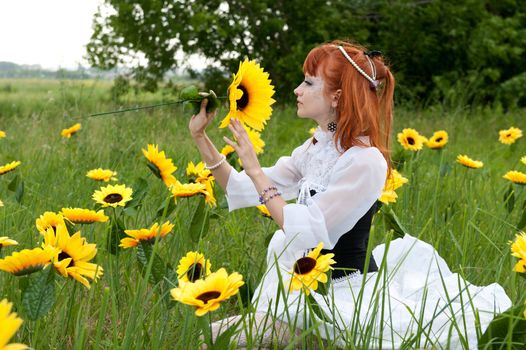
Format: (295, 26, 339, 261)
(180, 85, 220, 114)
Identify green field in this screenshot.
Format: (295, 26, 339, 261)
(0, 78, 525, 349)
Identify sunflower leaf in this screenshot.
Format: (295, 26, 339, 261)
(381, 207, 408, 239)
(189, 199, 209, 242)
(146, 162, 162, 179)
(137, 241, 167, 285)
(156, 196, 177, 219)
(21, 265, 56, 321)
(503, 185, 515, 213)
(518, 200, 526, 230)
(7, 174, 20, 191)
(108, 218, 126, 255)
(126, 177, 148, 209)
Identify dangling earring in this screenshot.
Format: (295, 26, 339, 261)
(328, 106, 337, 132)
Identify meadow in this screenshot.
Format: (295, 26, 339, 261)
(0, 78, 525, 349)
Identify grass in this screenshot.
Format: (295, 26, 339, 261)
(0, 78, 525, 349)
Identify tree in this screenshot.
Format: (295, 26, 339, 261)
(87, 0, 526, 107)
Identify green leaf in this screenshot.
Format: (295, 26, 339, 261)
(517, 200, 526, 230)
(188, 199, 209, 242)
(504, 184, 515, 213)
(107, 218, 126, 255)
(21, 266, 56, 321)
(126, 177, 148, 208)
(179, 85, 200, 100)
(7, 174, 20, 191)
(381, 207, 409, 239)
(156, 196, 177, 219)
(137, 241, 167, 285)
(478, 304, 526, 349)
(146, 162, 162, 179)
(7, 174, 24, 203)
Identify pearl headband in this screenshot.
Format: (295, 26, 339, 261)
(336, 45, 379, 90)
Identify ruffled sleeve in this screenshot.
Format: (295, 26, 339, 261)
(282, 146, 387, 251)
(225, 140, 308, 211)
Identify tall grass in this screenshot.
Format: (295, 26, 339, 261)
(0, 78, 524, 349)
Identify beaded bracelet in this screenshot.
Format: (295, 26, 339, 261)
(204, 154, 226, 170)
(259, 191, 282, 205)
(259, 186, 278, 197)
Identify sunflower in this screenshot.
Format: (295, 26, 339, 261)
(397, 128, 424, 151)
(177, 251, 212, 283)
(499, 127, 523, 145)
(289, 242, 336, 295)
(379, 169, 408, 205)
(61, 208, 109, 224)
(220, 145, 235, 157)
(0, 247, 56, 276)
(186, 161, 212, 182)
(521, 156, 526, 166)
(309, 127, 317, 136)
(0, 161, 21, 176)
(0, 299, 27, 350)
(201, 179, 217, 207)
(61, 123, 81, 138)
(36, 211, 66, 235)
(219, 59, 276, 131)
(256, 205, 271, 218)
(170, 181, 208, 200)
(86, 168, 118, 182)
(425, 130, 448, 149)
(42, 224, 103, 289)
(0, 130, 5, 138)
(142, 144, 178, 187)
(119, 221, 174, 248)
(511, 232, 526, 273)
(171, 268, 244, 316)
(244, 125, 265, 155)
(0, 237, 18, 248)
(456, 155, 483, 169)
(92, 184, 133, 208)
(503, 170, 526, 185)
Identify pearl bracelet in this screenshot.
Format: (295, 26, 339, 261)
(204, 154, 226, 170)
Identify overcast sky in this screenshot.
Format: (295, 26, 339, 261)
(0, 0, 104, 69)
(0, 0, 208, 71)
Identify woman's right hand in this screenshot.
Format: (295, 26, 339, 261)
(189, 97, 217, 138)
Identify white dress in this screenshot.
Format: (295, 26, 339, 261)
(225, 127, 511, 349)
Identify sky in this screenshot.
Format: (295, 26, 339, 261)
(0, 0, 207, 71)
(0, 0, 104, 69)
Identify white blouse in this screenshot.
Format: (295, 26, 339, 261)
(225, 127, 387, 251)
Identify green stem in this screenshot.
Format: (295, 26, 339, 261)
(88, 96, 227, 118)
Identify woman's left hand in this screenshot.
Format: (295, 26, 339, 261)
(223, 118, 262, 178)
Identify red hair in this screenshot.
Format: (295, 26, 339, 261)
(303, 40, 394, 168)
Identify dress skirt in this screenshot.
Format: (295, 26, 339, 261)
(251, 231, 512, 349)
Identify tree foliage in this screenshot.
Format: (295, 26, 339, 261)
(87, 0, 526, 106)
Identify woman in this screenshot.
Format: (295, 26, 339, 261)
(188, 41, 510, 348)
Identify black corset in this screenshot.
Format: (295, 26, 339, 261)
(309, 189, 378, 279)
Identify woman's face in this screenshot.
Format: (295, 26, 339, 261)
(294, 74, 334, 123)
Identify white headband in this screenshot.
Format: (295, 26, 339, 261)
(336, 45, 379, 89)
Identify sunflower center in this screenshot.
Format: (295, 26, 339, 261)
(436, 137, 443, 142)
(186, 263, 203, 282)
(196, 291, 221, 304)
(506, 133, 511, 137)
(407, 137, 415, 145)
(293, 257, 317, 275)
(237, 85, 249, 110)
(58, 251, 73, 265)
(104, 193, 123, 203)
